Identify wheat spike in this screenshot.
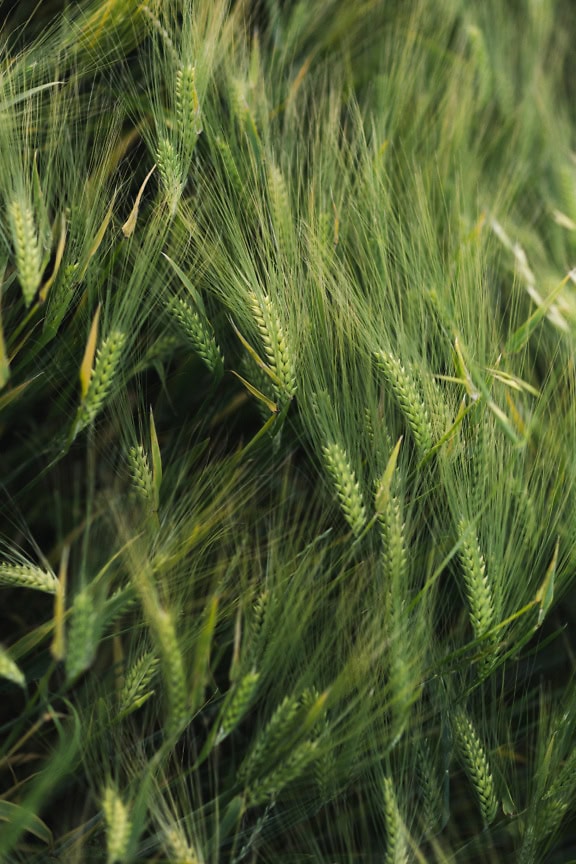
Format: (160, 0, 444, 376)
(0, 562, 58, 594)
(118, 650, 159, 718)
(379, 495, 407, 586)
(214, 136, 244, 197)
(156, 136, 183, 215)
(164, 826, 202, 864)
(383, 776, 409, 864)
(152, 607, 188, 737)
(74, 330, 127, 435)
(0, 646, 26, 688)
(453, 710, 498, 825)
(248, 290, 296, 402)
(457, 519, 497, 672)
(217, 670, 260, 744)
(239, 693, 304, 783)
(176, 64, 201, 160)
(102, 785, 131, 864)
(168, 296, 224, 376)
(248, 739, 317, 806)
(44, 262, 78, 335)
(128, 445, 155, 504)
(375, 351, 433, 454)
(266, 160, 294, 254)
(66, 589, 100, 683)
(322, 442, 367, 537)
(8, 198, 43, 307)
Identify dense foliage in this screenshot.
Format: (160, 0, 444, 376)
(1, 1, 576, 861)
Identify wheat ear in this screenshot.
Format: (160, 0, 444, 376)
(66, 589, 100, 683)
(453, 709, 498, 825)
(156, 136, 183, 215)
(248, 290, 296, 402)
(0, 562, 58, 594)
(168, 296, 224, 376)
(128, 445, 155, 505)
(102, 785, 131, 864)
(8, 198, 43, 307)
(152, 607, 188, 737)
(163, 826, 203, 864)
(75, 330, 126, 435)
(0, 647, 26, 688)
(239, 693, 304, 783)
(383, 776, 409, 864)
(216, 670, 260, 744)
(375, 351, 433, 454)
(322, 442, 367, 537)
(176, 64, 201, 160)
(118, 650, 159, 718)
(457, 519, 497, 672)
(247, 739, 317, 806)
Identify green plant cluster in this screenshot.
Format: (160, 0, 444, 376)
(1, 1, 576, 861)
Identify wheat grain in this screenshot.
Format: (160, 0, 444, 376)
(322, 441, 367, 537)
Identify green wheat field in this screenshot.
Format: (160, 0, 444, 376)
(1, 1, 576, 861)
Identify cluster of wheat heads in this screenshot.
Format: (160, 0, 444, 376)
(1, 0, 576, 862)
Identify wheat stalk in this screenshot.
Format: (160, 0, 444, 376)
(453, 709, 498, 825)
(8, 198, 43, 307)
(102, 785, 131, 864)
(375, 351, 433, 454)
(322, 442, 367, 537)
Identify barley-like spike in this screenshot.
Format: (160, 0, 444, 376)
(164, 826, 202, 864)
(267, 160, 293, 254)
(322, 442, 367, 537)
(417, 739, 444, 834)
(168, 296, 224, 375)
(457, 519, 497, 672)
(379, 495, 407, 586)
(128, 445, 154, 503)
(118, 650, 159, 718)
(217, 670, 260, 744)
(176, 64, 201, 160)
(44, 262, 78, 335)
(248, 291, 296, 402)
(66, 589, 100, 683)
(0, 646, 25, 688)
(383, 776, 409, 864)
(539, 746, 576, 834)
(8, 199, 43, 307)
(375, 351, 433, 454)
(102, 785, 131, 864)
(156, 136, 183, 215)
(453, 710, 498, 825)
(239, 693, 304, 783)
(75, 330, 127, 435)
(0, 562, 58, 594)
(248, 740, 317, 806)
(215, 136, 244, 197)
(153, 607, 188, 736)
